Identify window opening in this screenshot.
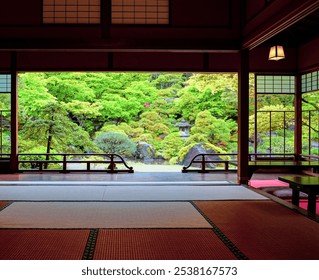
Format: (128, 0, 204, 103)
(43, 0, 100, 24)
(0, 74, 11, 156)
(254, 75, 295, 158)
(112, 0, 169, 24)
(301, 71, 319, 93)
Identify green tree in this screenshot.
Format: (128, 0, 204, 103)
(139, 111, 170, 140)
(191, 110, 234, 146)
(175, 86, 201, 122)
(20, 101, 95, 159)
(63, 100, 102, 134)
(45, 72, 96, 102)
(151, 73, 187, 92)
(94, 132, 136, 157)
(185, 73, 238, 93)
(18, 73, 56, 119)
(250, 105, 294, 136)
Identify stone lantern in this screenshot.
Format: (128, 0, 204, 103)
(175, 119, 193, 139)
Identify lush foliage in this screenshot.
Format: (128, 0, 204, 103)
(2, 72, 318, 161)
(6, 72, 242, 162)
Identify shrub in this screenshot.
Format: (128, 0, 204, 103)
(169, 156, 179, 165)
(94, 132, 136, 157)
(18, 146, 61, 170)
(160, 132, 185, 159)
(137, 133, 154, 143)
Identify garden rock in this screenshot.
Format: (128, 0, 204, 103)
(181, 143, 223, 168)
(136, 141, 156, 163)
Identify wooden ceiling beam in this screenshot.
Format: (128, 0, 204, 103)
(0, 38, 240, 53)
(242, 0, 319, 50)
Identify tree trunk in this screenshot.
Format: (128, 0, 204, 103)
(45, 124, 53, 169)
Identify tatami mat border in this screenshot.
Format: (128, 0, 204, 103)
(82, 229, 99, 260)
(0, 227, 244, 260)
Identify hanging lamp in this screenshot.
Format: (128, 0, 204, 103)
(268, 45, 285, 61)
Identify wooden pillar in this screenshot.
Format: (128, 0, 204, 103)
(101, 0, 111, 38)
(237, 49, 250, 184)
(294, 73, 302, 159)
(10, 52, 18, 173)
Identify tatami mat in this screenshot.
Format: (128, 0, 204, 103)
(102, 185, 267, 201)
(0, 185, 106, 201)
(0, 180, 232, 186)
(94, 229, 237, 260)
(0, 229, 89, 260)
(0, 184, 267, 201)
(0, 201, 10, 210)
(0, 202, 211, 229)
(195, 200, 319, 260)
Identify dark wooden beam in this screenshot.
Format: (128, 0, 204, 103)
(10, 51, 18, 173)
(294, 73, 302, 159)
(0, 38, 240, 53)
(243, 0, 319, 49)
(237, 49, 250, 184)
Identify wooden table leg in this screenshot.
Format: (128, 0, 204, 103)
(291, 188, 300, 206)
(247, 167, 255, 180)
(307, 193, 317, 214)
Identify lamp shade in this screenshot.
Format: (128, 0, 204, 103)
(268, 45, 285, 61)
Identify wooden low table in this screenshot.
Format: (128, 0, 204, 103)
(248, 161, 319, 179)
(278, 176, 319, 215)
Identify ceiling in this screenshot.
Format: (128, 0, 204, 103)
(263, 8, 319, 48)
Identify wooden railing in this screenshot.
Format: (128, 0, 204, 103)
(17, 153, 134, 173)
(182, 153, 315, 173)
(2, 152, 318, 174)
(248, 153, 297, 161)
(182, 153, 238, 173)
(0, 153, 11, 173)
(300, 154, 319, 161)
(0, 153, 10, 159)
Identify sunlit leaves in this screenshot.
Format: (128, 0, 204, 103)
(17, 72, 244, 159)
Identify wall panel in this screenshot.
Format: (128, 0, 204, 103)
(112, 52, 204, 71)
(16, 52, 109, 71)
(171, 0, 231, 27)
(0, 0, 42, 26)
(249, 47, 297, 73)
(208, 53, 240, 72)
(298, 37, 319, 73)
(0, 52, 11, 71)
